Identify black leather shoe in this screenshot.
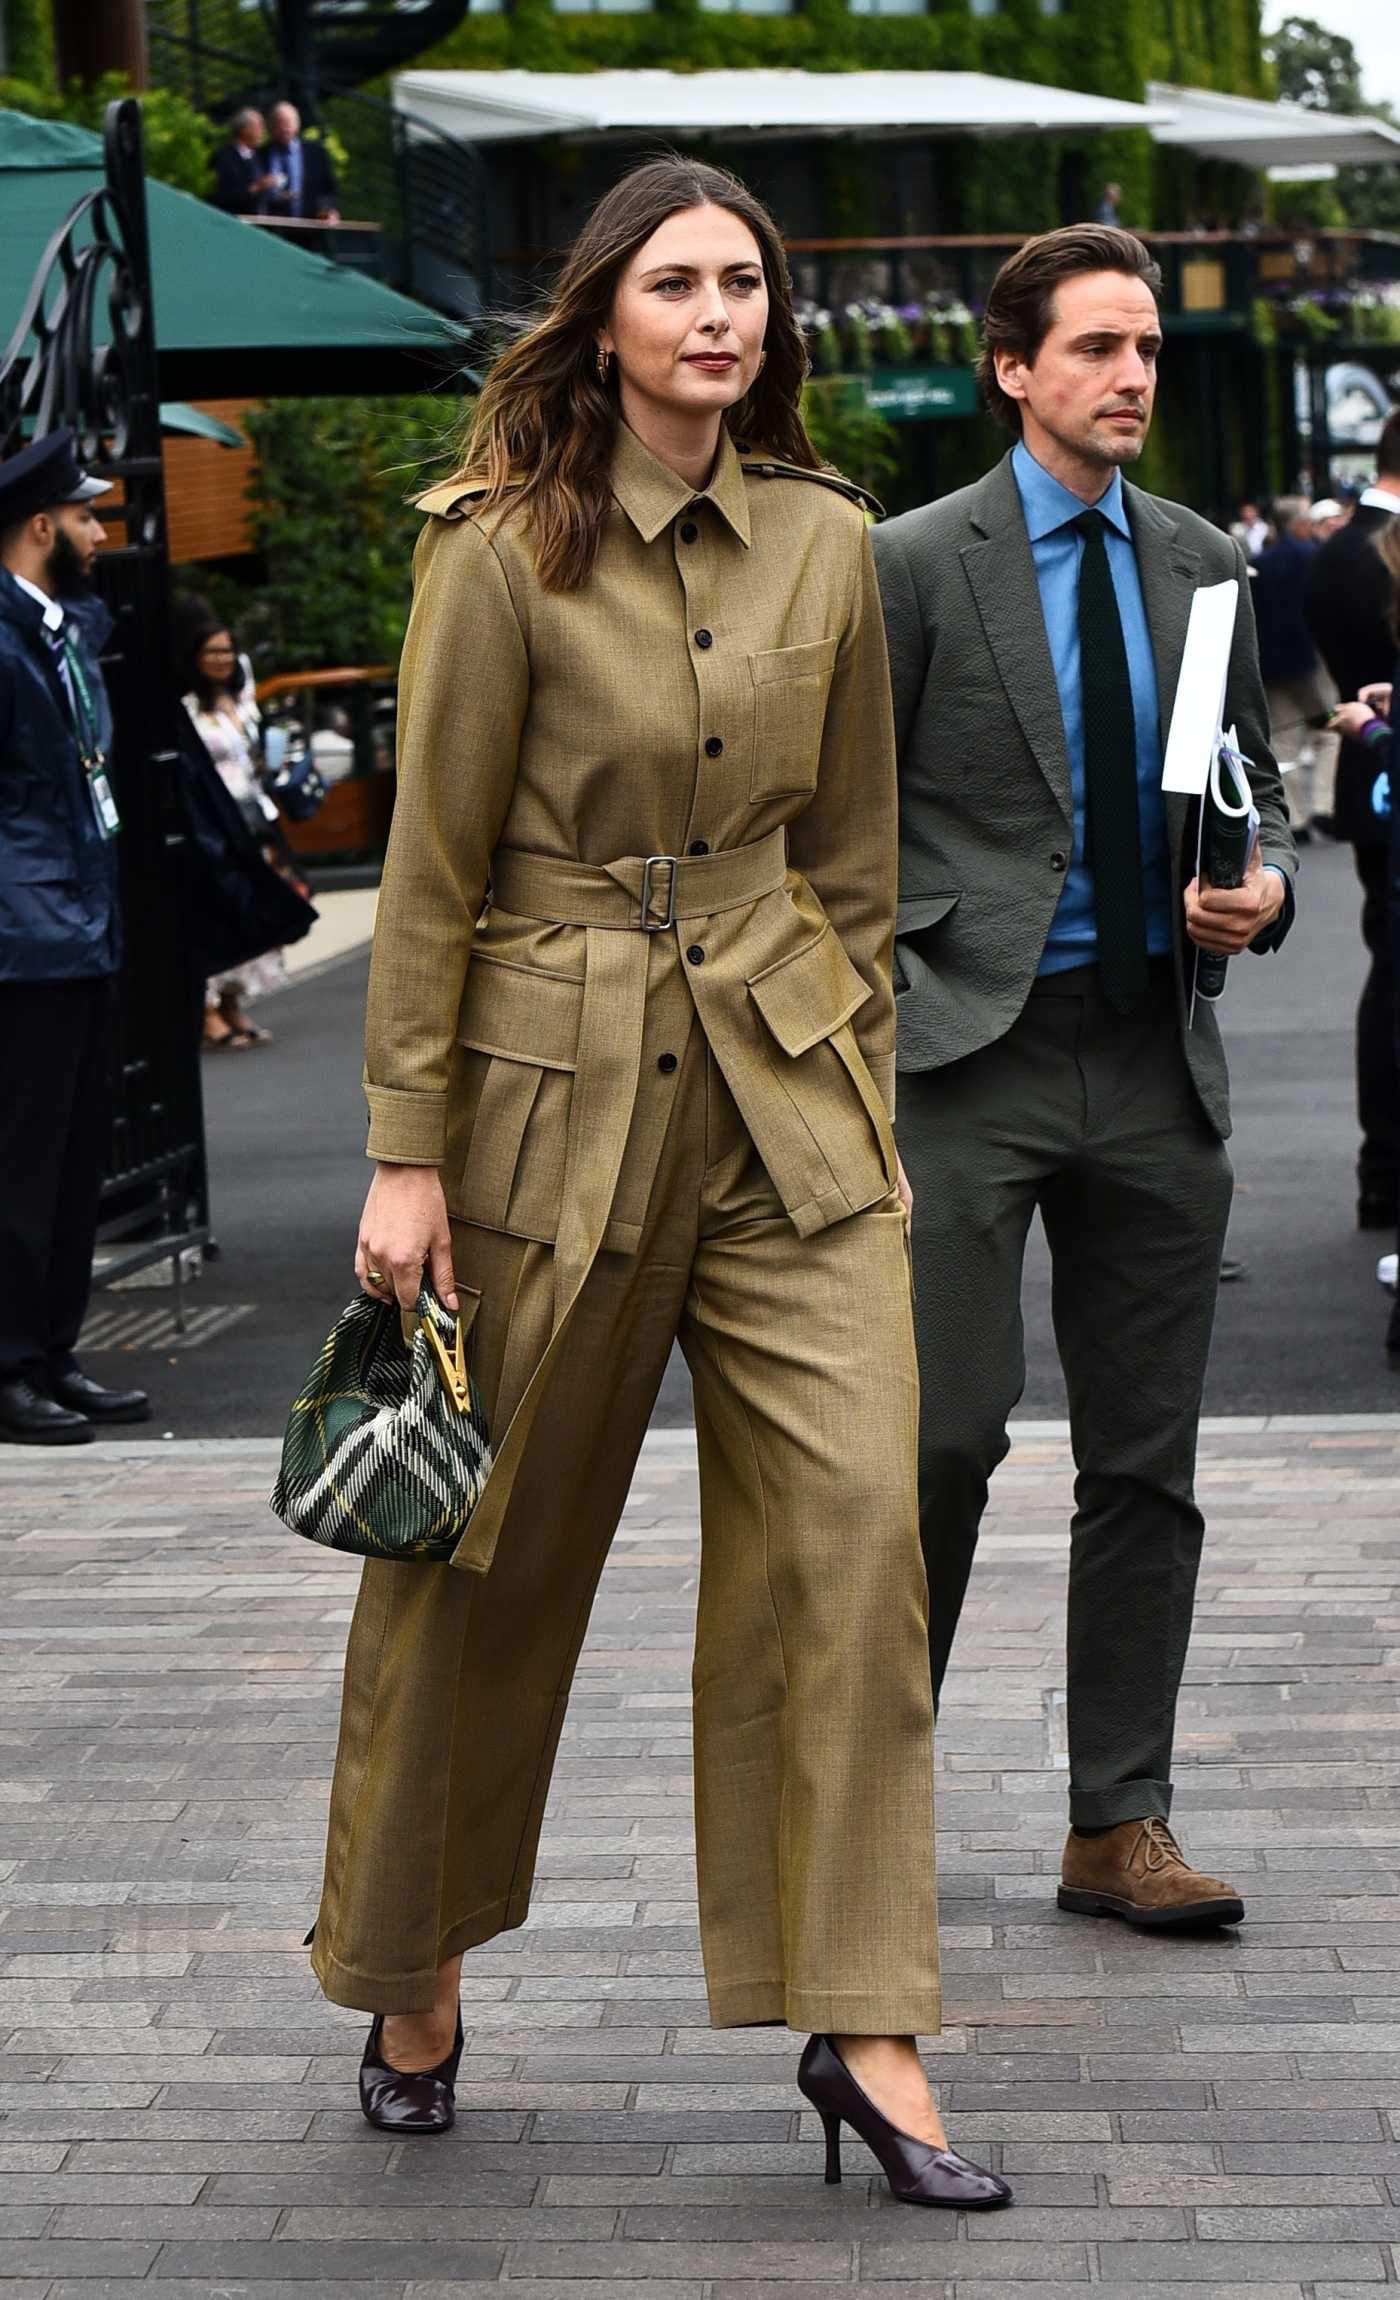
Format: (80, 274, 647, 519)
(797, 2034, 1011, 2209)
(0, 1377, 94, 1446)
(48, 1370, 151, 1424)
(359, 2010, 463, 2134)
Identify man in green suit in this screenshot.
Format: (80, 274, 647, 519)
(873, 225, 1296, 1932)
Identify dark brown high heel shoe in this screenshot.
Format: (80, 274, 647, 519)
(358, 2009, 463, 2134)
(797, 2034, 1012, 2209)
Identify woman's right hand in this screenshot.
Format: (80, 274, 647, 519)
(356, 1164, 457, 1313)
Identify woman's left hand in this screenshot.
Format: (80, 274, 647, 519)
(896, 1153, 914, 1225)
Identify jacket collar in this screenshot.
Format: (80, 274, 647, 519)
(610, 421, 751, 549)
(0, 561, 50, 634)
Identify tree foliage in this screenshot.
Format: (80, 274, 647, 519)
(0, 70, 221, 198)
(208, 396, 465, 675)
(1261, 15, 1400, 235)
(1263, 14, 1365, 112)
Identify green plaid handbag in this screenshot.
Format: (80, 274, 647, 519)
(270, 1287, 493, 1561)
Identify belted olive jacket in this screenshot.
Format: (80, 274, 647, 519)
(363, 421, 902, 1571)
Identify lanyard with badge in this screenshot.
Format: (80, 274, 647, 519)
(57, 626, 120, 839)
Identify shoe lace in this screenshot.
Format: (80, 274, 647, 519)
(1138, 1818, 1186, 1874)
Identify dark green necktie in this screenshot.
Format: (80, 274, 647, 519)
(1074, 509, 1149, 1016)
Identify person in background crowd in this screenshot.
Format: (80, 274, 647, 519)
(1094, 182, 1123, 227)
(1330, 514, 1400, 1361)
(1309, 497, 1350, 541)
(261, 102, 340, 225)
(212, 108, 272, 216)
(1253, 496, 1337, 842)
(1304, 411, 1400, 1233)
(1230, 499, 1272, 557)
(0, 430, 151, 1445)
(875, 223, 1296, 1936)
(176, 602, 284, 1048)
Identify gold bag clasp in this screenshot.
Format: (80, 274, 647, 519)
(422, 1309, 470, 1412)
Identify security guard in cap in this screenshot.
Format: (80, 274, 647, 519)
(0, 428, 150, 1442)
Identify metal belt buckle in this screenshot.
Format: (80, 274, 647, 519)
(640, 853, 679, 932)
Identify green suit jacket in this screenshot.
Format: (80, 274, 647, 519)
(872, 450, 1297, 1140)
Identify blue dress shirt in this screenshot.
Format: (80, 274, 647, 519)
(1011, 440, 1174, 975)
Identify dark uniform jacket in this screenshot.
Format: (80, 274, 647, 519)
(1303, 501, 1396, 848)
(0, 567, 119, 983)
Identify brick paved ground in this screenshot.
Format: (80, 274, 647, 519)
(2, 1418, 1400, 2297)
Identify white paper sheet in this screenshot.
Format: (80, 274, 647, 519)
(1161, 578, 1239, 796)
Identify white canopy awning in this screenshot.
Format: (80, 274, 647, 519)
(1148, 81, 1400, 172)
(393, 67, 1163, 145)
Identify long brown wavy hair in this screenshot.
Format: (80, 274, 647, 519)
(453, 154, 819, 592)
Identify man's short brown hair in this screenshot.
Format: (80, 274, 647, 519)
(976, 224, 1164, 434)
(1378, 407, 1400, 483)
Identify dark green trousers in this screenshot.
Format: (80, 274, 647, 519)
(897, 962, 1233, 1828)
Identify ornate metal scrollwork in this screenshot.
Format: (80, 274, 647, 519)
(0, 97, 164, 552)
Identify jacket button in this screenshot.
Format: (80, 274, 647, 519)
(694, 628, 713, 650)
(658, 1051, 678, 1074)
(680, 521, 698, 545)
(1051, 851, 1068, 871)
(687, 945, 706, 965)
(689, 838, 709, 856)
(704, 736, 724, 758)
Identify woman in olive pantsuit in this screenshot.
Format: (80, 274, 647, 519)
(311, 158, 1009, 2210)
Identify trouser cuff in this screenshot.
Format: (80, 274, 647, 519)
(707, 1979, 942, 2035)
(1069, 1777, 1173, 1829)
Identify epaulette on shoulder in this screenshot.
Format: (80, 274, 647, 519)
(414, 476, 492, 522)
(738, 452, 883, 521)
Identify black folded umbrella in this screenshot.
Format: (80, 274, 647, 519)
(1195, 743, 1256, 1005)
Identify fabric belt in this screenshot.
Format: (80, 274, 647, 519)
(489, 829, 789, 932)
(451, 829, 788, 1579)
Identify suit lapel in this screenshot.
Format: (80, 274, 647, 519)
(960, 459, 1073, 823)
(1126, 482, 1201, 873)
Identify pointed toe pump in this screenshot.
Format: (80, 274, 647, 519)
(797, 2034, 1012, 2210)
(358, 2010, 464, 2134)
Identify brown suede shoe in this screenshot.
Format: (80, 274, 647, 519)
(1058, 1819, 1244, 1931)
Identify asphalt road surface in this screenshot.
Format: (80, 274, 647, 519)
(82, 833, 1398, 1437)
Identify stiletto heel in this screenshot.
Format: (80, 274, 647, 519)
(797, 2034, 1012, 2210)
(358, 2008, 463, 2134)
(820, 2109, 843, 2184)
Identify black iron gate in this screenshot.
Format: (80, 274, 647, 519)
(0, 97, 209, 1295)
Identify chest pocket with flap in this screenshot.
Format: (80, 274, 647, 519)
(749, 637, 838, 802)
(446, 956, 583, 1241)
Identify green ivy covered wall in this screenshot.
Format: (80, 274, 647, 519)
(0, 0, 55, 82)
(402, 0, 1267, 232)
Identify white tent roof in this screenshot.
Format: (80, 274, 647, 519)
(393, 67, 1162, 145)
(1148, 81, 1400, 171)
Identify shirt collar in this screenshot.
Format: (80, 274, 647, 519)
(1012, 438, 1131, 543)
(610, 421, 751, 550)
(10, 571, 64, 632)
(1360, 484, 1400, 514)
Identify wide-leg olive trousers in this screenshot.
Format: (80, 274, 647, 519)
(311, 1013, 941, 2034)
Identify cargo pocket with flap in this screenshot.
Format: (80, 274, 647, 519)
(445, 957, 583, 1241)
(747, 924, 896, 1221)
(749, 637, 839, 802)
